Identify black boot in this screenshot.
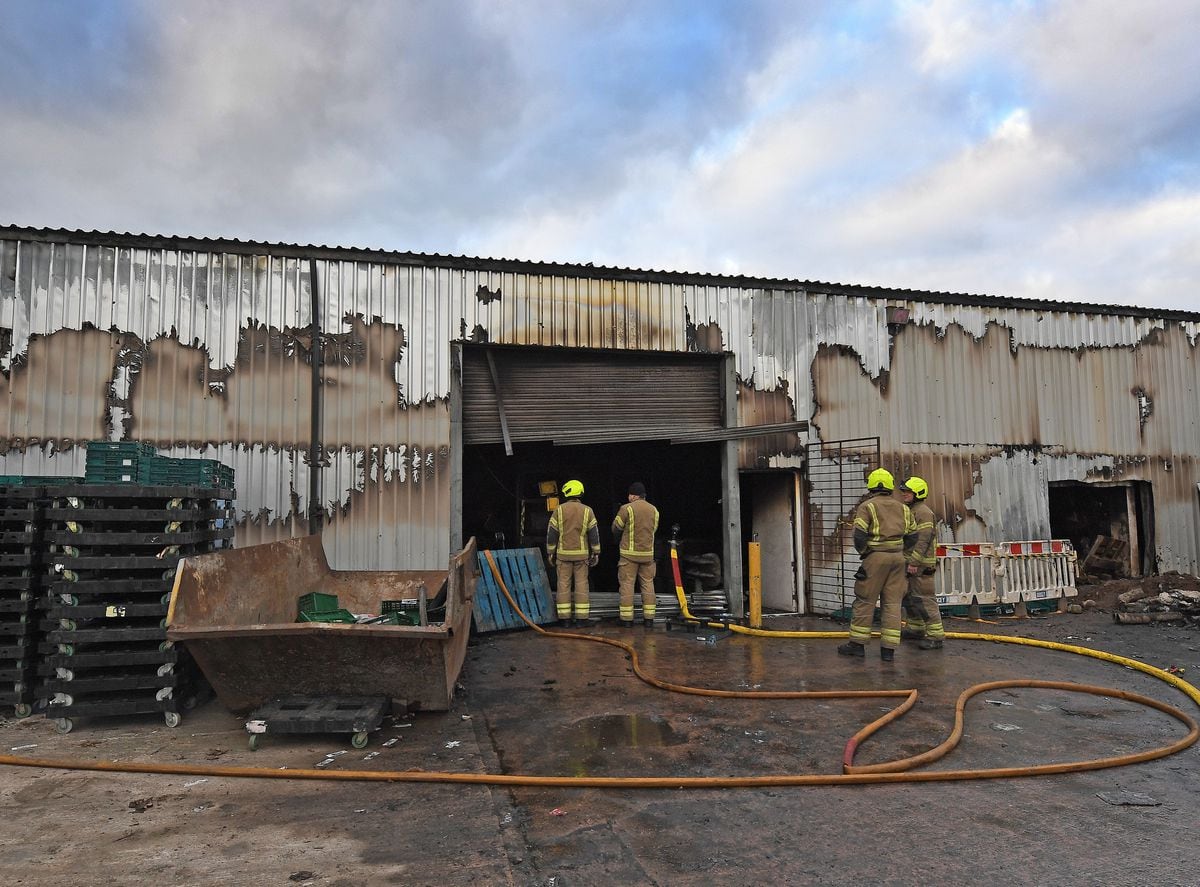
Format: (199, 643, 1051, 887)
(881, 647, 895, 662)
(837, 641, 865, 658)
(619, 620, 634, 628)
(644, 618, 655, 629)
(900, 627, 924, 641)
(918, 637, 944, 650)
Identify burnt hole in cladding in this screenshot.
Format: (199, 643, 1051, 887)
(684, 307, 723, 353)
(470, 324, 489, 344)
(475, 284, 501, 305)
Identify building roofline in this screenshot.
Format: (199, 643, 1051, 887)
(3, 224, 1198, 323)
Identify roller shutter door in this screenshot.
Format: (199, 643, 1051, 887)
(461, 346, 722, 446)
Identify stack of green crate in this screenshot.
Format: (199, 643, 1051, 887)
(83, 442, 157, 485)
(83, 442, 234, 489)
(139, 457, 235, 489)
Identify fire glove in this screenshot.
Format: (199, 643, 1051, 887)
(588, 554, 599, 567)
(548, 554, 556, 567)
(906, 564, 919, 576)
(854, 564, 868, 581)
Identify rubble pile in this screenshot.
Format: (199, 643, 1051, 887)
(1113, 580, 1200, 625)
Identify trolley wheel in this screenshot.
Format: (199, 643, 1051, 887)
(59, 644, 74, 656)
(158, 641, 173, 652)
(164, 711, 182, 728)
(351, 731, 369, 750)
(14, 703, 32, 718)
(248, 734, 261, 752)
(54, 718, 73, 735)
(61, 619, 77, 631)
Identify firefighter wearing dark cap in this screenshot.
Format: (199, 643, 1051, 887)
(613, 481, 659, 627)
(838, 468, 916, 661)
(898, 475, 946, 649)
(546, 479, 600, 627)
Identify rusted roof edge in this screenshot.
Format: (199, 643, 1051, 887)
(3, 224, 1197, 324)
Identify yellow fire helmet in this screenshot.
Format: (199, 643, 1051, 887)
(561, 479, 584, 498)
(903, 476, 929, 500)
(866, 468, 894, 491)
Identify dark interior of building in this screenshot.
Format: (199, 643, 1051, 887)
(1048, 480, 1154, 575)
(462, 439, 723, 595)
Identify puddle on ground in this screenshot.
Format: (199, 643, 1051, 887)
(565, 714, 683, 749)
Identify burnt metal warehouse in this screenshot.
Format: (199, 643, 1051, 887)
(2, 226, 1199, 616)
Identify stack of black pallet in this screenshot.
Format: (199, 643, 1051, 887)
(0, 486, 45, 719)
(38, 484, 235, 734)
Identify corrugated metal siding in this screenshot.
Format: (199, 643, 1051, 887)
(4, 229, 1200, 582)
(315, 260, 452, 570)
(460, 347, 721, 445)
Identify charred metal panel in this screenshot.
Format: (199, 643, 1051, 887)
(4, 229, 1200, 578)
(807, 312, 1200, 574)
(735, 381, 804, 469)
(316, 260, 453, 569)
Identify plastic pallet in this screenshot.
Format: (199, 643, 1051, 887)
(49, 576, 176, 593)
(43, 602, 168, 620)
(44, 528, 231, 547)
(47, 626, 167, 644)
(41, 671, 182, 695)
(41, 647, 179, 669)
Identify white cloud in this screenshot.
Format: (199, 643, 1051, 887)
(0, 0, 1197, 313)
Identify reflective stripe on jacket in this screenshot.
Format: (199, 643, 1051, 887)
(906, 501, 938, 568)
(547, 500, 599, 561)
(613, 499, 659, 563)
(852, 493, 915, 553)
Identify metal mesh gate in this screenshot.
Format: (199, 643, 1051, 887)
(805, 437, 881, 616)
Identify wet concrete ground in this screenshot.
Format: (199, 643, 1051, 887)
(1, 610, 1198, 886)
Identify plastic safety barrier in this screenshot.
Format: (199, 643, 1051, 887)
(934, 540, 1077, 610)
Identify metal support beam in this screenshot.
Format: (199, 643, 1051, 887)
(485, 348, 514, 457)
(450, 344, 464, 553)
(307, 258, 323, 536)
(721, 355, 744, 618)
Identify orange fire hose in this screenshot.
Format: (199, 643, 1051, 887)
(0, 551, 1195, 789)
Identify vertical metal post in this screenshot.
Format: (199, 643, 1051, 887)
(747, 540, 762, 628)
(450, 344, 464, 553)
(307, 258, 323, 537)
(720, 354, 744, 618)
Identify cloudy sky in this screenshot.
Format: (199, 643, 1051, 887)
(2, 0, 1198, 310)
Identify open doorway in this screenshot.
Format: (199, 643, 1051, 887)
(1048, 480, 1155, 577)
(462, 439, 724, 601)
(740, 471, 801, 614)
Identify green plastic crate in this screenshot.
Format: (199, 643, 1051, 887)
(297, 608, 357, 624)
(298, 592, 339, 616)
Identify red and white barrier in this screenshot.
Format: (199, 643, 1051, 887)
(933, 540, 1078, 609)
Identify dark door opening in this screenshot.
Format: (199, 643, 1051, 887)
(462, 439, 723, 601)
(1048, 481, 1155, 577)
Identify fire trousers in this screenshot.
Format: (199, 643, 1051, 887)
(555, 559, 590, 620)
(903, 571, 945, 639)
(848, 551, 907, 649)
(617, 558, 656, 621)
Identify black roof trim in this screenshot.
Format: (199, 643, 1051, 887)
(3, 224, 1197, 323)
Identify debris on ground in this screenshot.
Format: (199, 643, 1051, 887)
(1096, 790, 1160, 807)
(1072, 572, 1200, 625)
(1113, 580, 1200, 626)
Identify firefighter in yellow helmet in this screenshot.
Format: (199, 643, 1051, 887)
(546, 479, 600, 627)
(612, 481, 659, 627)
(838, 468, 917, 662)
(898, 476, 946, 649)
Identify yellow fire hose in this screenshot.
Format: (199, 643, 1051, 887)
(0, 551, 1195, 789)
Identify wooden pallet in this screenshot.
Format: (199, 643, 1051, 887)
(473, 548, 555, 633)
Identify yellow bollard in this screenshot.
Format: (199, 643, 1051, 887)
(748, 541, 762, 629)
